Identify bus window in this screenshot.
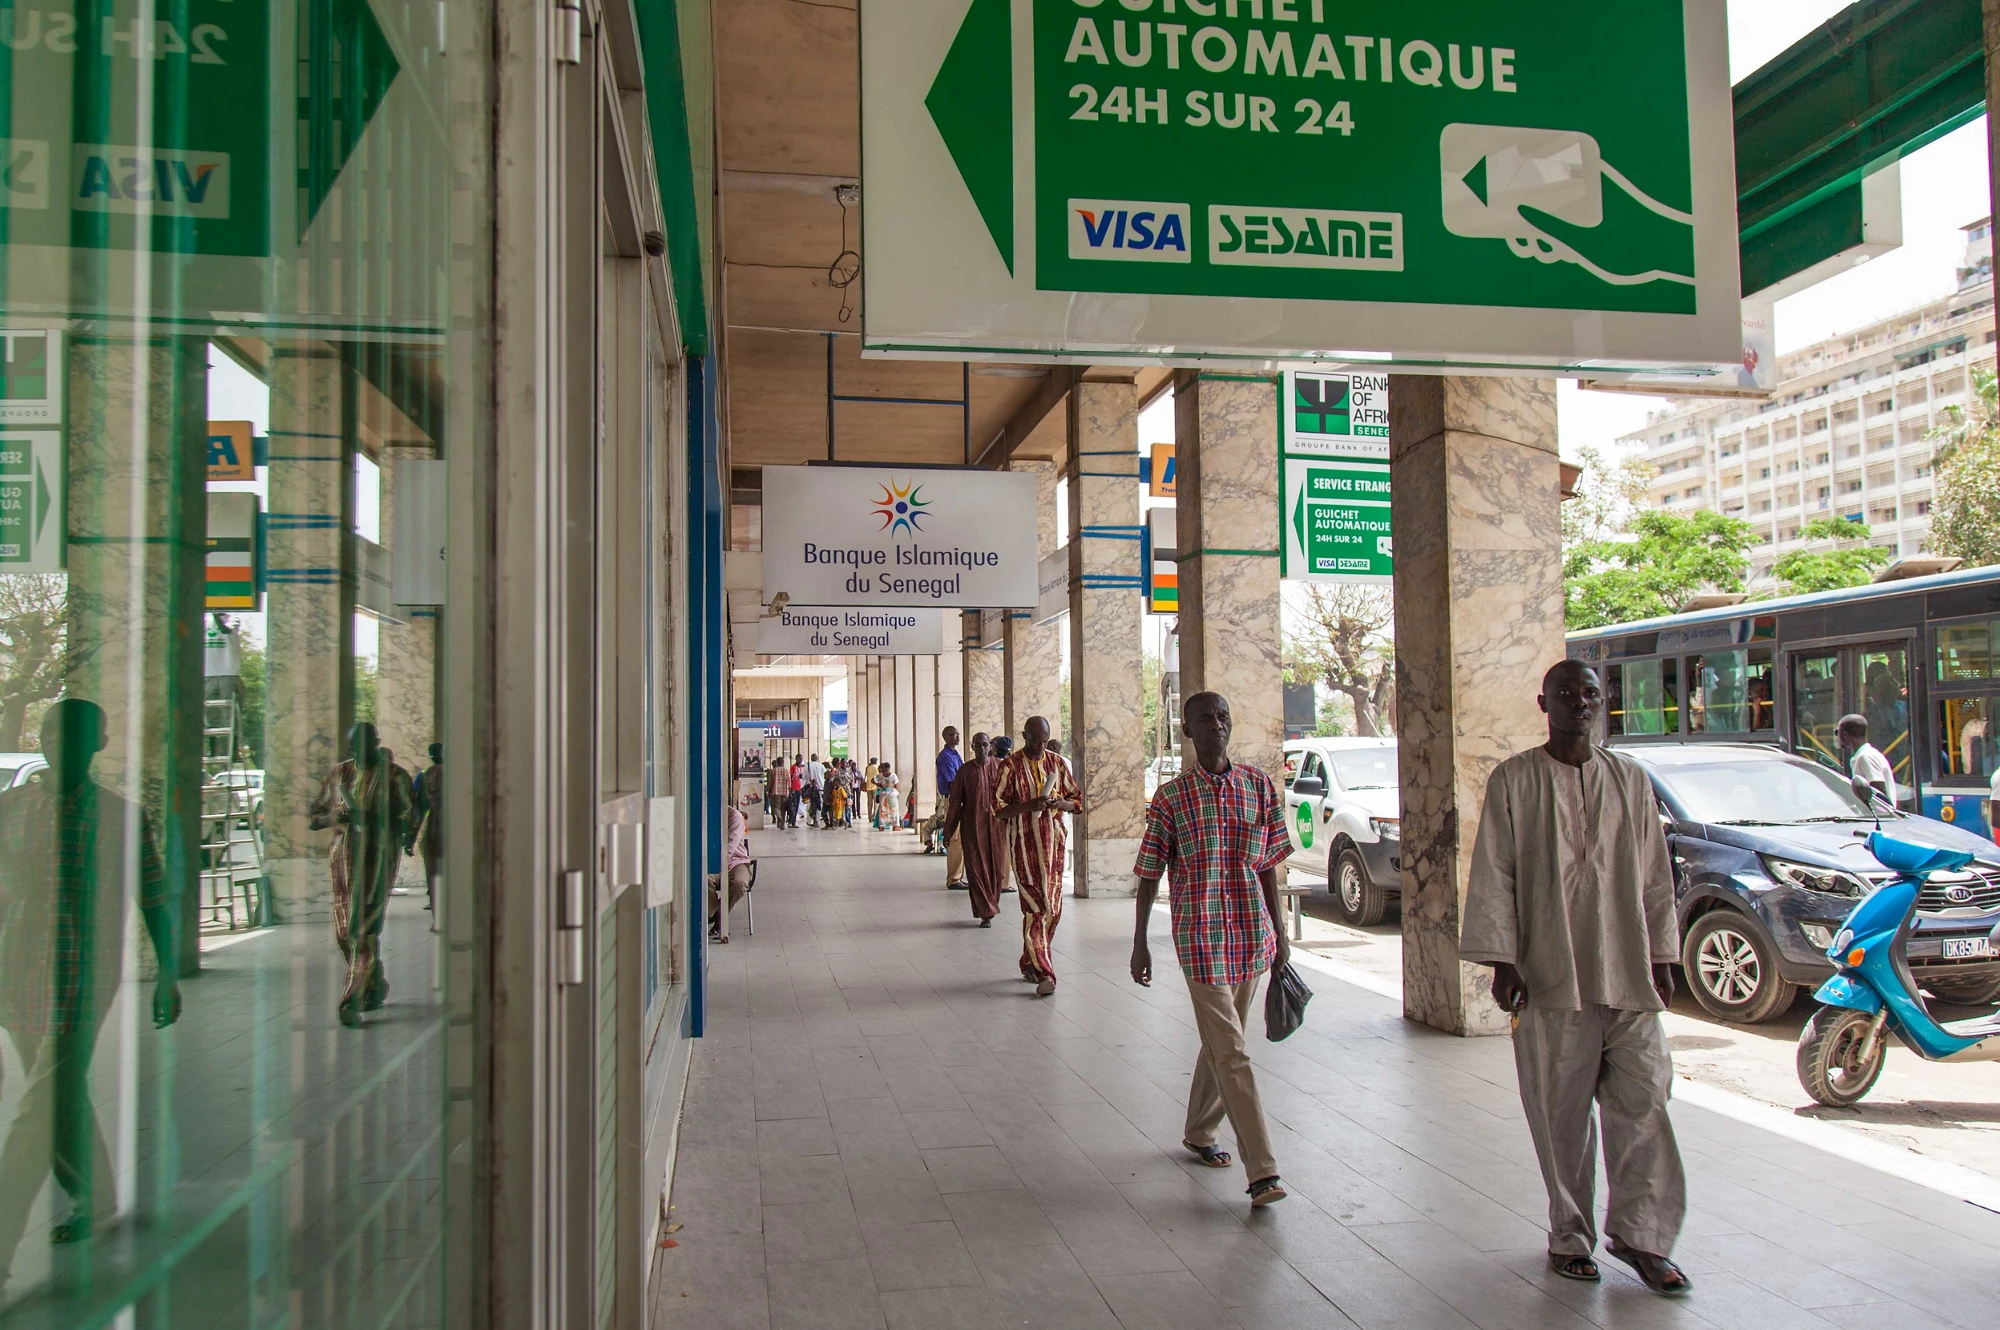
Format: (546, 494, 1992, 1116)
(1937, 696, 2000, 784)
(1793, 652, 1842, 770)
(1861, 647, 1912, 790)
(1747, 647, 1775, 730)
(1689, 647, 1774, 733)
(1617, 659, 1678, 735)
(1937, 620, 1995, 682)
(1691, 650, 1740, 732)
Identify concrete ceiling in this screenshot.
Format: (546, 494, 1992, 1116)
(714, 0, 1067, 471)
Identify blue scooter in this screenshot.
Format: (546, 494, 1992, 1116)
(1797, 831, 2000, 1107)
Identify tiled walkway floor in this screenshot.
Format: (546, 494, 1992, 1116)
(655, 828, 2000, 1330)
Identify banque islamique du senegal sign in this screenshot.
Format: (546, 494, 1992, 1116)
(762, 466, 1041, 609)
(1282, 370, 1390, 584)
(860, 0, 1739, 376)
(757, 607, 949, 655)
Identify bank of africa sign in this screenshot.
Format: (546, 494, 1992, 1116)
(763, 466, 1041, 609)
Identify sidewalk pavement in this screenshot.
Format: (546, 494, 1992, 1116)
(656, 837, 2000, 1330)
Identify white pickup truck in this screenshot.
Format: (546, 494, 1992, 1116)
(1282, 737, 1401, 926)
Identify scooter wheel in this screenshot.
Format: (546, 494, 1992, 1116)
(1797, 1007, 1885, 1108)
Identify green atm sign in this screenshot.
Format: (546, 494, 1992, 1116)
(0, 432, 63, 571)
(863, 0, 1739, 374)
(1283, 458, 1391, 584)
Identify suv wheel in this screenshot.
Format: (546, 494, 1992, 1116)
(1683, 911, 1793, 1024)
(1332, 846, 1386, 927)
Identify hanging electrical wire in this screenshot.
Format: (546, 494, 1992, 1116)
(829, 183, 860, 323)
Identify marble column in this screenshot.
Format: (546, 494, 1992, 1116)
(265, 345, 354, 920)
(854, 660, 870, 764)
(1391, 377, 1565, 1037)
(866, 659, 885, 767)
(64, 339, 208, 973)
(964, 611, 1004, 743)
(1067, 375, 1147, 898)
(1006, 459, 1063, 742)
(938, 619, 965, 750)
(848, 659, 864, 764)
(913, 655, 939, 816)
(1173, 372, 1284, 781)
(375, 446, 438, 777)
(892, 655, 918, 814)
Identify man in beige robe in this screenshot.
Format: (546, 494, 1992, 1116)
(1463, 660, 1690, 1296)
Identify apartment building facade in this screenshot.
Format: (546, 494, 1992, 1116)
(1625, 219, 1996, 588)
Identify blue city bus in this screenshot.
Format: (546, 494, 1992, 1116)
(1566, 566, 2000, 836)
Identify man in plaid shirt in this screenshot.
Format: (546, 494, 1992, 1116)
(0, 698, 180, 1273)
(1131, 692, 1292, 1207)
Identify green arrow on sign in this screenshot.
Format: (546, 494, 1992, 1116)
(925, 0, 1013, 273)
(33, 456, 48, 543)
(300, 0, 404, 238)
(1292, 486, 1307, 554)
(1462, 157, 1489, 209)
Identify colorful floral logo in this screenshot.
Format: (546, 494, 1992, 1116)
(871, 477, 930, 537)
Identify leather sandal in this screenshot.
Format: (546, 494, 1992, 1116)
(1548, 1253, 1600, 1282)
(1246, 1176, 1287, 1207)
(1183, 1141, 1232, 1168)
(1605, 1237, 1690, 1296)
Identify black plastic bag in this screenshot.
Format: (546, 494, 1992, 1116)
(1264, 963, 1312, 1042)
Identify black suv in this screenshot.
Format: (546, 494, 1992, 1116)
(1624, 744, 2000, 1023)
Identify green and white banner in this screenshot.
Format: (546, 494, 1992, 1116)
(862, 0, 1739, 377)
(0, 431, 64, 572)
(1281, 456, 1391, 585)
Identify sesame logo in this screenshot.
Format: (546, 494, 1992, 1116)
(872, 477, 930, 537)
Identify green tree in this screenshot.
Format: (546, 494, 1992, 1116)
(1927, 368, 2000, 567)
(238, 644, 267, 766)
(1140, 653, 1163, 764)
(1285, 584, 1395, 736)
(1770, 517, 1889, 595)
(1312, 693, 1347, 738)
(1561, 444, 1655, 549)
(0, 574, 84, 751)
(1565, 508, 1759, 630)
(1057, 669, 1072, 754)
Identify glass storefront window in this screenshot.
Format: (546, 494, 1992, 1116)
(1937, 620, 1997, 682)
(0, 4, 487, 1322)
(1688, 646, 1776, 733)
(1610, 658, 1678, 736)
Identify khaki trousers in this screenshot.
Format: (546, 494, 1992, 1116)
(946, 827, 965, 883)
(1183, 974, 1277, 1182)
(1513, 1004, 1686, 1258)
(0, 1025, 115, 1280)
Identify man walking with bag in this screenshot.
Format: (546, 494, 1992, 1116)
(1130, 691, 1292, 1208)
(1462, 660, 1689, 1295)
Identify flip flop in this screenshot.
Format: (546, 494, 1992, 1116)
(1183, 1141, 1232, 1168)
(1605, 1238, 1690, 1296)
(1548, 1253, 1600, 1282)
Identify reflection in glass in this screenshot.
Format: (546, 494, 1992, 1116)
(0, 1, 480, 1320)
(1861, 647, 1911, 788)
(1616, 659, 1678, 736)
(1937, 620, 1996, 682)
(1793, 653, 1842, 770)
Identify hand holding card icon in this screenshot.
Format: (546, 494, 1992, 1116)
(1440, 124, 1695, 288)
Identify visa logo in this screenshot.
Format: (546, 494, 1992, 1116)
(0, 139, 50, 211)
(1067, 198, 1191, 264)
(73, 145, 230, 219)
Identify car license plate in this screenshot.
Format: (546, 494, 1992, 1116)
(1942, 937, 1996, 960)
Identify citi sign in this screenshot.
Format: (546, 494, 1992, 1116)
(1066, 198, 1190, 264)
(73, 145, 230, 219)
